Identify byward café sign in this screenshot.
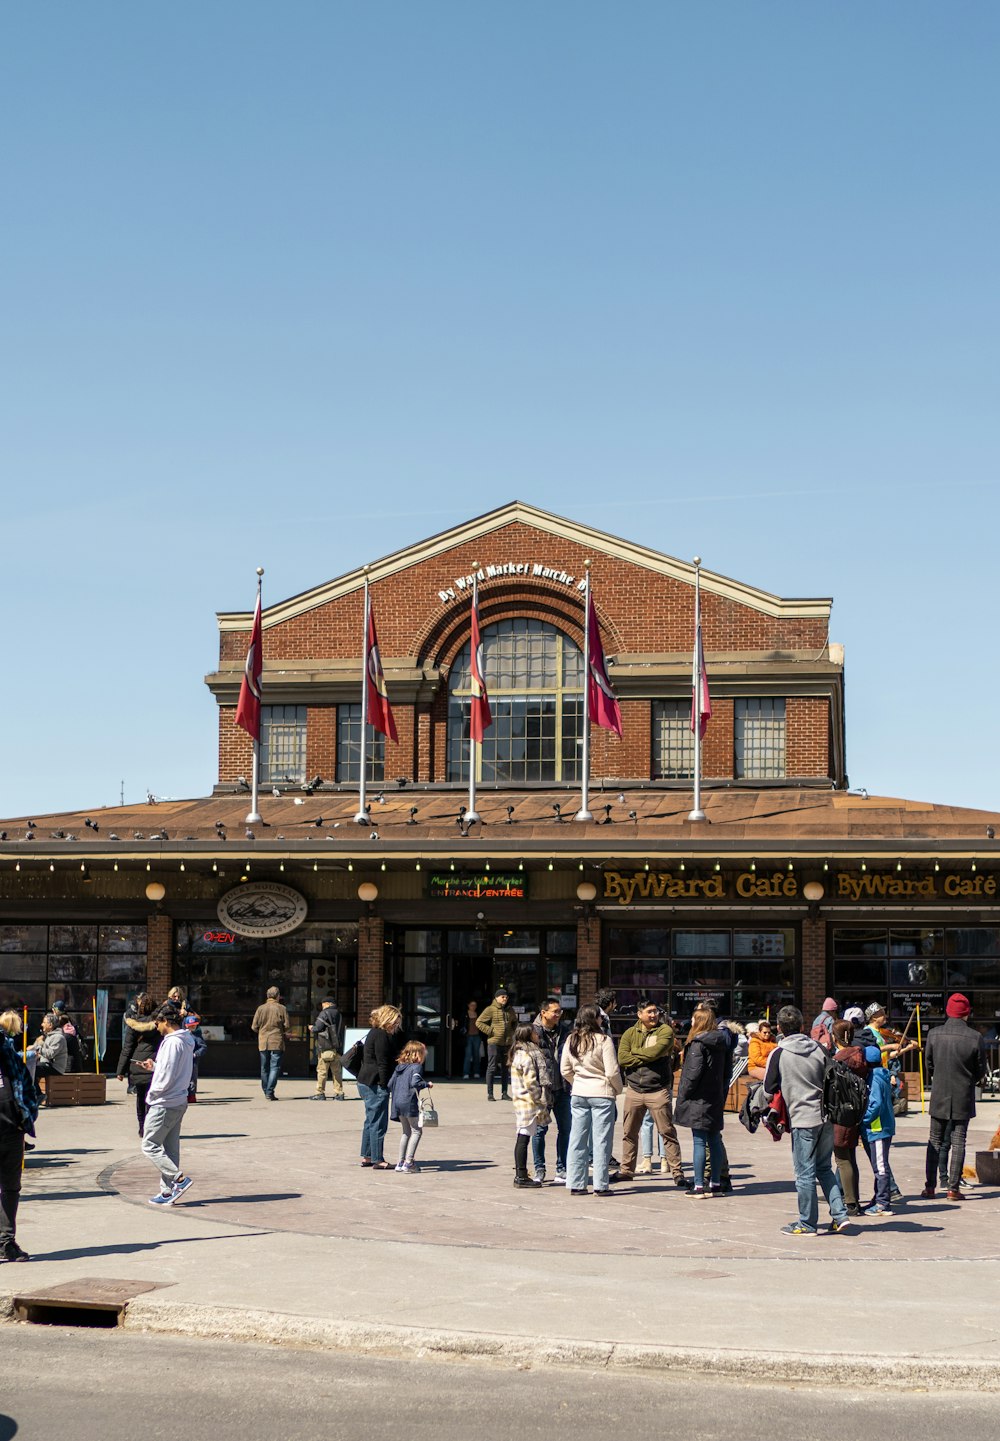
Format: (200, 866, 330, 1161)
(602, 868, 998, 905)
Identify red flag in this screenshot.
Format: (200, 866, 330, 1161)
(587, 593, 622, 737)
(691, 626, 712, 739)
(366, 603, 397, 743)
(235, 590, 263, 742)
(468, 595, 492, 743)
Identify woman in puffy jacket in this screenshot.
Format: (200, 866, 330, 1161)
(831, 1018, 868, 1217)
(116, 993, 161, 1135)
(560, 1006, 623, 1196)
(674, 1007, 733, 1198)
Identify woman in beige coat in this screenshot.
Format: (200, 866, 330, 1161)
(560, 1005, 623, 1196)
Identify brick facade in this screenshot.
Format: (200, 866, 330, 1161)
(146, 912, 174, 999)
(800, 916, 827, 1024)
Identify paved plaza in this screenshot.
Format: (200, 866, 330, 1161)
(3, 1077, 1000, 1383)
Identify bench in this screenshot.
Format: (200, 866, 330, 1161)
(42, 1074, 107, 1108)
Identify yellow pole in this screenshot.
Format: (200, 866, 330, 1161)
(766, 1005, 771, 1023)
(93, 995, 100, 1074)
(916, 1004, 926, 1115)
(22, 1005, 28, 1061)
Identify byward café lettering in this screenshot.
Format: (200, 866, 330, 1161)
(602, 869, 997, 905)
(438, 562, 587, 605)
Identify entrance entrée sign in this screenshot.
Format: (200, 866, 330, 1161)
(217, 881, 309, 939)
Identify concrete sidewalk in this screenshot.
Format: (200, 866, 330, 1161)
(3, 1077, 1000, 1385)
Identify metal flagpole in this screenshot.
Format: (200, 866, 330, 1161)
(355, 568, 371, 824)
(688, 556, 707, 822)
(575, 561, 593, 822)
(466, 565, 481, 825)
(246, 566, 264, 825)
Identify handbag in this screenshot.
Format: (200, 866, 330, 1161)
(342, 1037, 366, 1077)
(418, 1093, 439, 1128)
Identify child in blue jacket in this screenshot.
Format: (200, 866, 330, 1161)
(388, 1041, 432, 1173)
(861, 1045, 896, 1216)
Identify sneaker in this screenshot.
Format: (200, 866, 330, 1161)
(148, 1191, 175, 1207)
(594, 1188, 615, 1196)
(394, 1163, 405, 1171)
(719, 1176, 734, 1194)
(674, 1175, 692, 1190)
(555, 1169, 567, 1183)
(946, 1188, 963, 1202)
(919, 1185, 936, 1200)
(829, 1217, 851, 1233)
(847, 1204, 863, 1217)
(780, 1221, 818, 1235)
(1, 1242, 30, 1263)
(569, 1188, 588, 1195)
(636, 1156, 653, 1175)
(335, 1094, 345, 1101)
(535, 1168, 546, 1184)
(401, 1161, 417, 1173)
(513, 1176, 539, 1189)
(609, 1170, 633, 1183)
(889, 1188, 904, 1204)
(708, 1185, 723, 1198)
(687, 1186, 707, 1199)
(309, 1094, 327, 1101)
(864, 1204, 891, 1216)
(171, 1176, 194, 1203)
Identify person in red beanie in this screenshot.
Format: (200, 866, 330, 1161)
(922, 993, 986, 1201)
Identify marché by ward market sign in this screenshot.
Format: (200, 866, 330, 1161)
(602, 869, 997, 905)
(437, 562, 586, 605)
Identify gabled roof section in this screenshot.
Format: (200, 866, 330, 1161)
(217, 500, 832, 631)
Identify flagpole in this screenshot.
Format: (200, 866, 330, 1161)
(245, 567, 264, 825)
(466, 565, 481, 825)
(575, 561, 593, 822)
(688, 557, 706, 823)
(355, 568, 371, 824)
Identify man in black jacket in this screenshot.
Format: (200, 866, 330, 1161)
(309, 997, 346, 1101)
(922, 993, 986, 1201)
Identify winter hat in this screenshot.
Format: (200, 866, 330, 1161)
(946, 993, 972, 1019)
(843, 1006, 865, 1027)
(494, 986, 509, 998)
(822, 998, 838, 1013)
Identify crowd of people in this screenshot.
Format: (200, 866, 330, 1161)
(0, 981, 989, 1265)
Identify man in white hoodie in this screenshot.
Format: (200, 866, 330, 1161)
(140, 1004, 196, 1208)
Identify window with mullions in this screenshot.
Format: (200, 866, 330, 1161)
(261, 705, 307, 784)
(652, 700, 694, 779)
(447, 618, 584, 782)
(735, 697, 786, 779)
(336, 703, 385, 783)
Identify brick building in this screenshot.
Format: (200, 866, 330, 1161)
(1, 502, 998, 1075)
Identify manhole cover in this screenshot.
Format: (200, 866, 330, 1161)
(14, 1277, 161, 1328)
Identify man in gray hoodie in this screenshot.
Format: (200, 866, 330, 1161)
(763, 1005, 849, 1236)
(140, 1005, 196, 1208)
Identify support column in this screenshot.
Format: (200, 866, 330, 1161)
(357, 915, 386, 1022)
(801, 914, 827, 1023)
(146, 912, 173, 999)
(577, 916, 600, 1009)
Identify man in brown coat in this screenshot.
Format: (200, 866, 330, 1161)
(251, 986, 289, 1101)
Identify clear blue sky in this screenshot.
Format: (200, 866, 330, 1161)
(4, 3, 998, 817)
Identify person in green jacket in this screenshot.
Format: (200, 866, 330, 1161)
(476, 987, 517, 1101)
(611, 1002, 688, 1187)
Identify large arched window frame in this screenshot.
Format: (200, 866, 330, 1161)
(447, 618, 584, 783)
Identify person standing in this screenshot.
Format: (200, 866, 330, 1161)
(389, 1040, 432, 1173)
(462, 1001, 484, 1080)
(613, 1001, 688, 1189)
(763, 1005, 850, 1236)
(509, 1025, 549, 1189)
(357, 1004, 404, 1170)
(830, 1018, 868, 1217)
(115, 992, 161, 1135)
(251, 986, 289, 1101)
(921, 993, 986, 1201)
(476, 987, 516, 1102)
(674, 1007, 731, 1198)
(309, 996, 346, 1101)
(0, 1010, 40, 1263)
(860, 1046, 896, 1217)
(141, 1005, 196, 1208)
(595, 988, 617, 1037)
(809, 998, 839, 1052)
(560, 1006, 623, 1196)
(531, 999, 571, 1183)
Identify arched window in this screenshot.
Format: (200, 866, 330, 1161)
(447, 618, 584, 782)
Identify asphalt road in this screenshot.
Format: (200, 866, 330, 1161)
(0, 1327, 991, 1440)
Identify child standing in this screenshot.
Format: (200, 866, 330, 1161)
(509, 1024, 550, 1189)
(389, 1041, 431, 1173)
(861, 1044, 896, 1216)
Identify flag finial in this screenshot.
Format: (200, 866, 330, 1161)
(256, 566, 264, 577)
(692, 556, 701, 568)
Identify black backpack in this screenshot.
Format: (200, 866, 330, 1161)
(822, 1059, 868, 1128)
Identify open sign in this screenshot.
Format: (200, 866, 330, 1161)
(202, 930, 236, 945)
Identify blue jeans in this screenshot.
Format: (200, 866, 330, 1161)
(532, 1091, 572, 1174)
(567, 1095, 617, 1192)
(358, 1083, 390, 1164)
(463, 1035, 483, 1079)
(259, 1049, 282, 1097)
(641, 1111, 664, 1158)
(691, 1128, 725, 1190)
(790, 1122, 847, 1230)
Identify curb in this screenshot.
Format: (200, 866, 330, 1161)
(4, 1291, 989, 1390)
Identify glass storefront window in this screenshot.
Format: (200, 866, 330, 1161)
(0, 925, 47, 952)
(49, 925, 98, 953)
(606, 924, 797, 1024)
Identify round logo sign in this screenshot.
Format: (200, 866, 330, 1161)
(216, 881, 308, 939)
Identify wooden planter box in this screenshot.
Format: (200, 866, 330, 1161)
(43, 1074, 107, 1108)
